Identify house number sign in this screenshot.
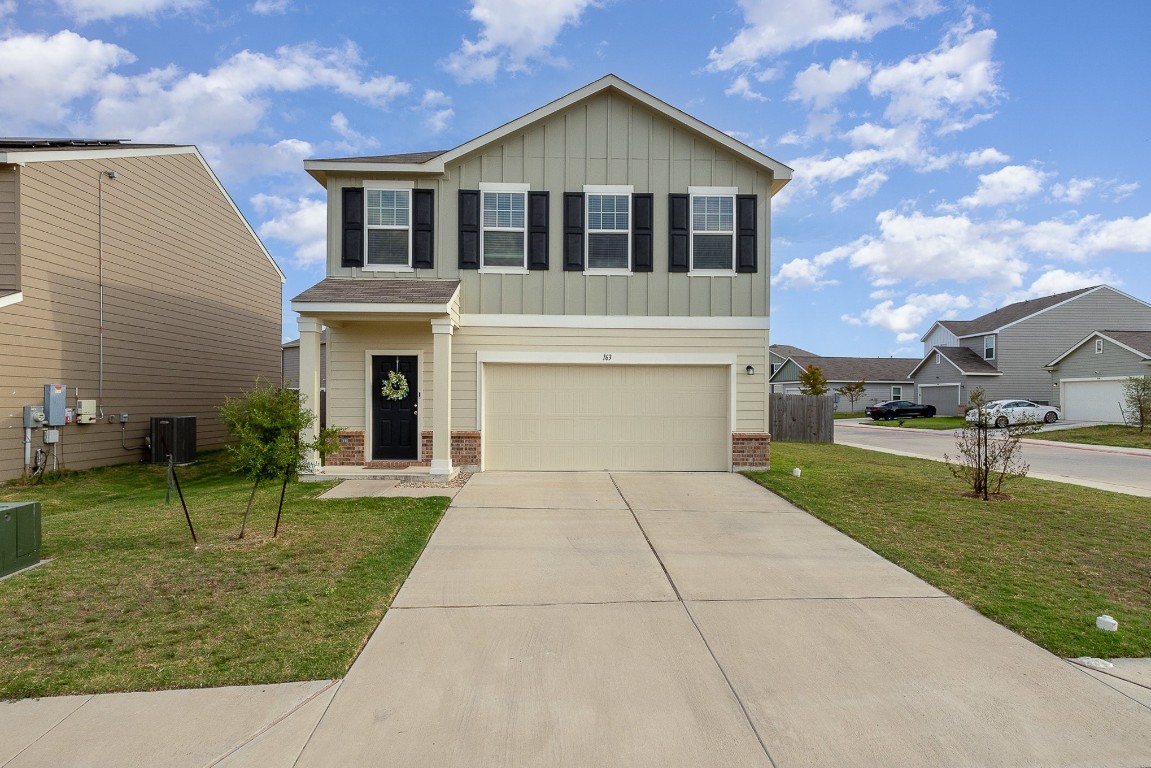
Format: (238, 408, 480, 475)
(603, 354, 612, 361)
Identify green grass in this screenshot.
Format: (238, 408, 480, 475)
(1028, 424, 1151, 450)
(861, 416, 967, 430)
(746, 442, 1151, 659)
(0, 452, 447, 700)
(834, 412, 866, 419)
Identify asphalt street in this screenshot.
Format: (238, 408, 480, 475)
(835, 421, 1151, 498)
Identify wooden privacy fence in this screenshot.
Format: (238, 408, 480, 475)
(770, 393, 834, 443)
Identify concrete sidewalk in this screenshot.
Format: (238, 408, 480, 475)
(4, 472, 1150, 767)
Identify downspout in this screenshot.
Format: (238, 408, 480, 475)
(97, 169, 117, 419)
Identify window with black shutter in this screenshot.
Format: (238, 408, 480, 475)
(632, 193, 653, 272)
(527, 191, 549, 270)
(459, 190, 480, 269)
(668, 193, 689, 273)
(341, 187, 364, 268)
(735, 194, 757, 273)
(412, 188, 435, 269)
(563, 192, 585, 271)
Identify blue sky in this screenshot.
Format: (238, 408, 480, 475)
(3, 0, 1150, 355)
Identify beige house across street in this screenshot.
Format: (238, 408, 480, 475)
(292, 75, 791, 476)
(0, 139, 284, 482)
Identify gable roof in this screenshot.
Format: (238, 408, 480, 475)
(1046, 330, 1151, 367)
(0, 138, 285, 283)
(770, 344, 814, 359)
(909, 346, 1003, 377)
(771, 355, 919, 382)
(304, 74, 793, 192)
(292, 278, 461, 308)
(921, 286, 1101, 341)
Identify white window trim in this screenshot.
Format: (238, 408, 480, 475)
(1095, 338, 1105, 354)
(583, 184, 633, 275)
(478, 182, 530, 273)
(891, 386, 903, 400)
(984, 335, 996, 360)
(363, 181, 415, 272)
(687, 185, 738, 275)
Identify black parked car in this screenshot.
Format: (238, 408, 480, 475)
(865, 400, 937, 420)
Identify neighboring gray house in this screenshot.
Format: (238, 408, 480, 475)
(769, 344, 813, 377)
(770, 355, 918, 411)
(282, 329, 328, 390)
(1045, 331, 1151, 422)
(910, 285, 1151, 415)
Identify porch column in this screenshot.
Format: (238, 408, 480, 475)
(298, 316, 323, 471)
(430, 317, 454, 476)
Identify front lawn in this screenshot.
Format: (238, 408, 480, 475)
(858, 416, 967, 430)
(1028, 424, 1151, 450)
(0, 453, 447, 700)
(746, 442, 1151, 659)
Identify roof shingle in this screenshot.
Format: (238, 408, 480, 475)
(292, 278, 460, 305)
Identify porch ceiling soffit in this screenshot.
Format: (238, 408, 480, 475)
(291, 278, 460, 324)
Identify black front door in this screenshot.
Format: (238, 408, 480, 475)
(371, 355, 419, 461)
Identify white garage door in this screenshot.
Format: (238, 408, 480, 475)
(1062, 380, 1127, 423)
(484, 364, 730, 471)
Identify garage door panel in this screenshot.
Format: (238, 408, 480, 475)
(1063, 380, 1126, 423)
(485, 364, 729, 471)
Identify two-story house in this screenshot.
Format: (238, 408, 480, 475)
(292, 75, 791, 476)
(0, 139, 284, 481)
(909, 285, 1151, 415)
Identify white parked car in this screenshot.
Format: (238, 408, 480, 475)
(965, 399, 1060, 428)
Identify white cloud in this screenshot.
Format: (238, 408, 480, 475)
(1112, 182, 1139, 201)
(959, 164, 1047, 208)
(832, 170, 888, 210)
(0, 0, 16, 18)
(252, 194, 327, 268)
(207, 138, 314, 181)
(1050, 177, 1095, 204)
(869, 17, 999, 125)
(1002, 268, 1118, 305)
(772, 256, 840, 289)
(0, 31, 134, 125)
(964, 147, 1009, 166)
(708, 0, 941, 71)
(250, 0, 290, 13)
(443, 0, 597, 83)
(784, 121, 932, 200)
(88, 42, 409, 143)
(846, 292, 973, 336)
(54, 0, 202, 22)
(726, 74, 768, 102)
(416, 89, 454, 133)
(790, 57, 871, 110)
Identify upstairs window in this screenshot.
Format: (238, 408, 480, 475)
(586, 186, 631, 271)
(366, 188, 411, 268)
(1095, 338, 1105, 354)
(984, 335, 996, 360)
(481, 185, 528, 269)
(690, 189, 735, 271)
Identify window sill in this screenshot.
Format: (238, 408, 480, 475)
(688, 270, 738, 277)
(363, 265, 415, 273)
(479, 266, 530, 275)
(583, 268, 632, 276)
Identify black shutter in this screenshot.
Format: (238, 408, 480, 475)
(458, 190, 480, 270)
(632, 193, 653, 272)
(736, 194, 757, 273)
(341, 187, 364, 268)
(412, 188, 434, 269)
(563, 192, 584, 271)
(528, 191, 549, 270)
(668, 193, 689, 273)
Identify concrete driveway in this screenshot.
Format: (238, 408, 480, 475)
(292, 471, 1151, 767)
(837, 420, 1151, 497)
(5, 472, 1149, 767)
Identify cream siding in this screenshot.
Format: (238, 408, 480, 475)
(322, 90, 773, 320)
(996, 288, 1151, 404)
(0, 167, 17, 293)
(324, 323, 435, 432)
(0, 152, 281, 481)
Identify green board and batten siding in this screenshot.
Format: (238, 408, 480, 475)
(322, 89, 772, 320)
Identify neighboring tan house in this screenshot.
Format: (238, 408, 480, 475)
(769, 343, 813, 378)
(292, 75, 791, 476)
(769, 355, 918, 411)
(0, 138, 284, 481)
(1045, 331, 1151, 422)
(910, 285, 1151, 415)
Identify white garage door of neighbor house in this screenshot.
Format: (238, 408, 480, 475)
(1062, 380, 1128, 423)
(484, 364, 730, 471)
(918, 385, 961, 416)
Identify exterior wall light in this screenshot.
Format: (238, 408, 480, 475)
(746, 365, 755, 376)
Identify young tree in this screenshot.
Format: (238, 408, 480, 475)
(219, 381, 338, 538)
(835, 380, 867, 412)
(798, 365, 830, 396)
(1121, 375, 1151, 432)
(945, 387, 1040, 501)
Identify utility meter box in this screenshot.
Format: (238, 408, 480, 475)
(76, 399, 98, 424)
(22, 405, 46, 429)
(0, 502, 41, 579)
(44, 384, 67, 426)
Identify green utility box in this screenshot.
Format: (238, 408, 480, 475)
(0, 502, 41, 578)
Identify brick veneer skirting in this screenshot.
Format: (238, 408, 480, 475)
(732, 432, 771, 469)
(326, 429, 482, 468)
